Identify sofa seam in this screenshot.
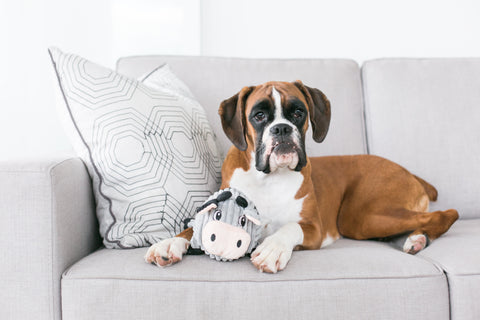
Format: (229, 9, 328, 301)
(416, 250, 480, 277)
(62, 272, 445, 283)
(48, 157, 79, 172)
(443, 272, 480, 277)
(444, 270, 452, 320)
(49, 162, 57, 320)
(360, 61, 372, 155)
(358, 63, 369, 154)
(0, 157, 79, 174)
(0, 169, 51, 173)
(62, 263, 76, 278)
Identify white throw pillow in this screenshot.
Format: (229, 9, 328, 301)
(139, 63, 196, 100)
(49, 47, 222, 248)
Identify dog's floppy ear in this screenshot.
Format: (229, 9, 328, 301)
(218, 86, 255, 151)
(293, 80, 331, 143)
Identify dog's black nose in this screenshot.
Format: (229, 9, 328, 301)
(270, 124, 292, 137)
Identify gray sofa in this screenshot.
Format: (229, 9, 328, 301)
(1, 56, 479, 320)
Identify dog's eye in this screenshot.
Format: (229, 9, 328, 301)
(254, 112, 266, 122)
(213, 210, 222, 221)
(293, 108, 304, 118)
(238, 215, 247, 227)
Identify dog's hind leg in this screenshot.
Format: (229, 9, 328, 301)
(338, 207, 458, 254)
(400, 208, 458, 254)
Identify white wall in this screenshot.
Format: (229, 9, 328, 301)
(1, 0, 479, 160)
(0, 1, 110, 160)
(0, 0, 200, 160)
(201, 0, 480, 62)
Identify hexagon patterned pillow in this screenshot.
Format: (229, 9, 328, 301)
(49, 47, 222, 248)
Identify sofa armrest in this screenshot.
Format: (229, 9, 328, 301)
(0, 156, 101, 320)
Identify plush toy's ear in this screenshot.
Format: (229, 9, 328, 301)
(293, 80, 331, 143)
(196, 202, 217, 215)
(218, 86, 255, 151)
(245, 214, 261, 226)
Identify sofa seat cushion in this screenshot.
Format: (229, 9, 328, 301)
(62, 239, 449, 320)
(419, 219, 480, 320)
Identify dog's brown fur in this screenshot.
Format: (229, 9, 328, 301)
(217, 81, 458, 251)
(169, 81, 459, 271)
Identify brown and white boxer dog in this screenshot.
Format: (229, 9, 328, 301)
(145, 80, 459, 273)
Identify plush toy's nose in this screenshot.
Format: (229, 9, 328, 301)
(202, 221, 251, 260)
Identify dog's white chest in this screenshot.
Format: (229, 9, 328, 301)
(229, 162, 305, 238)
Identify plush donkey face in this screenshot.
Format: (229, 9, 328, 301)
(190, 188, 262, 261)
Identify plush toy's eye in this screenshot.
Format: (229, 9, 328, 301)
(239, 215, 247, 227)
(213, 210, 222, 221)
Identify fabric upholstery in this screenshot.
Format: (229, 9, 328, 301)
(0, 157, 100, 320)
(117, 56, 367, 157)
(7, 55, 480, 320)
(49, 48, 222, 248)
(420, 219, 480, 320)
(362, 58, 480, 219)
(62, 239, 449, 320)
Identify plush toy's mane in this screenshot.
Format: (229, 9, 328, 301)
(195, 190, 233, 213)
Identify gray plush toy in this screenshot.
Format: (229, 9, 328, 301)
(188, 188, 262, 261)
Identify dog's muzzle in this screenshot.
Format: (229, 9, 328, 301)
(256, 123, 306, 173)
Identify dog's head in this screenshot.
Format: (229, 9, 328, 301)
(219, 81, 331, 173)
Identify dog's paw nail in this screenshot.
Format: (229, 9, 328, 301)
(161, 256, 169, 261)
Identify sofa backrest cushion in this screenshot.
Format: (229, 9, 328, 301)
(117, 56, 367, 157)
(363, 59, 480, 219)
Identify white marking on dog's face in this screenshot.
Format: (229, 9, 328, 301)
(259, 86, 302, 172)
(271, 86, 283, 120)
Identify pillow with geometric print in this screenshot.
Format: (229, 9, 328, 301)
(49, 47, 222, 249)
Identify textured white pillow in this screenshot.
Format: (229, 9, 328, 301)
(139, 64, 196, 100)
(49, 47, 222, 248)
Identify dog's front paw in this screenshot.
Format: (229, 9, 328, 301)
(250, 236, 293, 273)
(145, 237, 190, 267)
